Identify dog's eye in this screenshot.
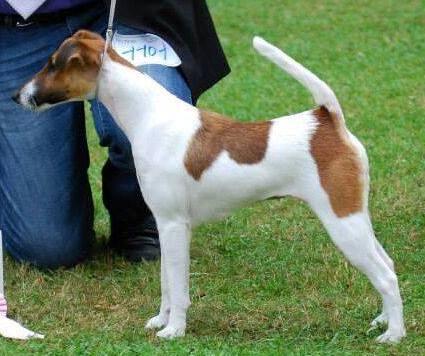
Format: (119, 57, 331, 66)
(47, 58, 56, 71)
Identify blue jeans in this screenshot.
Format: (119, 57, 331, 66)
(0, 3, 192, 269)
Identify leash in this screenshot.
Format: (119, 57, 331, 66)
(96, 0, 117, 97)
(103, 0, 117, 60)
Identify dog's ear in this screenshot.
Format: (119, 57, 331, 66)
(67, 52, 85, 67)
(73, 29, 103, 41)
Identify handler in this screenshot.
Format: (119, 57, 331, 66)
(0, 0, 230, 268)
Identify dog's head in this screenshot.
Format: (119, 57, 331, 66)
(12, 30, 105, 111)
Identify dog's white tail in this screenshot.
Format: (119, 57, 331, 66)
(253, 36, 344, 122)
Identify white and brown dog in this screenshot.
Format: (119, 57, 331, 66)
(14, 30, 405, 342)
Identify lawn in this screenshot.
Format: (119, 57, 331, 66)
(1, 0, 424, 354)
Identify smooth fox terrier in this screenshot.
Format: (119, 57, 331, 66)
(13, 30, 405, 342)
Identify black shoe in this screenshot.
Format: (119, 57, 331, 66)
(109, 215, 160, 262)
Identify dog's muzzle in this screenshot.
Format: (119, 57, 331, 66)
(12, 81, 37, 109)
(11, 91, 39, 107)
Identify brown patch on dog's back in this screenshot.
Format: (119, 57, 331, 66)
(185, 111, 272, 180)
(310, 106, 363, 217)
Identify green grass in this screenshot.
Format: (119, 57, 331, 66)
(1, 0, 424, 354)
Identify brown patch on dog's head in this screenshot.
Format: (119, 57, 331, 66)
(13, 30, 134, 110)
(71, 30, 134, 68)
(310, 106, 363, 217)
(32, 30, 104, 106)
(184, 111, 272, 180)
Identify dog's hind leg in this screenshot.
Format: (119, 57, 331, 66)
(307, 194, 405, 343)
(153, 220, 191, 339)
(368, 231, 396, 328)
(356, 216, 396, 329)
(373, 235, 395, 272)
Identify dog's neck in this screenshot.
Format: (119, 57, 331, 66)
(97, 55, 193, 143)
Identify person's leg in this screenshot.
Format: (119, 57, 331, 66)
(90, 23, 192, 262)
(0, 20, 95, 269)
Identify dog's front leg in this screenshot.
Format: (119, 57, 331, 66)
(154, 220, 191, 339)
(145, 255, 170, 330)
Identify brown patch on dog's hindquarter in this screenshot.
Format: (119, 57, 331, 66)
(185, 111, 272, 180)
(310, 106, 363, 217)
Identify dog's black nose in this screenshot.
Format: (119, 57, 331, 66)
(11, 91, 20, 104)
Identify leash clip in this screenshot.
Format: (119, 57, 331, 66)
(106, 28, 113, 41)
(103, 26, 113, 58)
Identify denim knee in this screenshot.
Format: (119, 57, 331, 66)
(4, 221, 93, 270)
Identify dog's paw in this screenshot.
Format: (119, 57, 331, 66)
(156, 325, 185, 339)
(145, 314, 169, 330)
(376, 328, 406, 343)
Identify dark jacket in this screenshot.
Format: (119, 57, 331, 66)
(107, 0, 230, 102)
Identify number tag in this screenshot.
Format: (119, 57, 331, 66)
(112, 33, 182, 67)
